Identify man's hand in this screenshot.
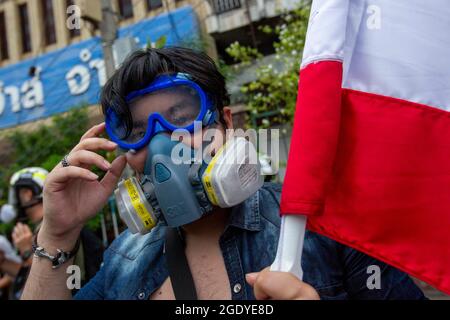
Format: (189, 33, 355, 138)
(12, 223, 33, 254)
(39, 122, 127, 248)
(246, 267, 320, 300)
(22, 123, 127, 300)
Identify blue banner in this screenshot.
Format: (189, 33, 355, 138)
(0, 5, 199, 129)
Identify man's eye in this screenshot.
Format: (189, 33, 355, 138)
(171, 116, 190, 126)
(129, 130, 146, 141)
(168, 108, 197, 126)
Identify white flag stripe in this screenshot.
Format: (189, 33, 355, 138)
(302, 0, 450, 112)
(301, 0, 350, 68)
(344, 0, 450, 111)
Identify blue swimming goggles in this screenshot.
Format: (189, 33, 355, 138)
(105, 73, 217, 150)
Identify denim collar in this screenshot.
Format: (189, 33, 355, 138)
(227, 190, 262, 232)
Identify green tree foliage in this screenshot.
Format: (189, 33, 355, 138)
(226, 2, 311, 128)
(146, 34, 207, 52)
(5, 106, 89, 176)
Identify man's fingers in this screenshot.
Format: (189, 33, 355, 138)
(100, 155, 127, 193)
(245, 272, 258, 287)
(72, 138, 117, 153)
(249, 269, 319, 300)
(49, 166, 99, 185)
(67, 150, 112, 171)
(23, 224, 32, 235)
(16, 224, 24, 235)
(257, 271, 289, 300)
(80, 122, 105, 141)
(252, 271, 271, 300)
(14, 224, 24, 235)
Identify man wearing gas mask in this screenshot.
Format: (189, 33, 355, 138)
(22, 47, 424, 300)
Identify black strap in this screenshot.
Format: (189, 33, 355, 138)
(165, 228, 198, 300)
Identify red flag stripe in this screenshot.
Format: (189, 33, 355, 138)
(280, 60, 343, 215)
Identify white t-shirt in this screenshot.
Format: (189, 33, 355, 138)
(0, 235, 22, 264)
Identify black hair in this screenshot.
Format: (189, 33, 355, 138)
(100, 46, 230, 136)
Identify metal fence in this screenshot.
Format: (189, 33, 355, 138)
(210, 0, 242, 14)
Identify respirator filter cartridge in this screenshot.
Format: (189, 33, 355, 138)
(202, 137, 264, 208)
(115, 177, 157, 234)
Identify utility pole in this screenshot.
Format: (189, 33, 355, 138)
(99, 0, 121, 241)
(244, 0, 258, 50)
(100, 0, 118, 79)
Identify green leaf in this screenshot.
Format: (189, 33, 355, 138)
(224, 1, 311, 129)
(154, 35, 167, 49)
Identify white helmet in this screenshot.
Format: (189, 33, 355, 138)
(1, 167, 48, 223)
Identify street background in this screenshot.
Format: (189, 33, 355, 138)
(0, 0, 447, 299)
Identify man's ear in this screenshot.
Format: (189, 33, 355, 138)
(222, 107, 233, 129)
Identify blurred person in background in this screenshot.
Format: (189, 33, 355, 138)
(1, 168, 104, 299)
(0, 234, 22, 300)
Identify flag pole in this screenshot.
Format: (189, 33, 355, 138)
(271, 214, 307, 280)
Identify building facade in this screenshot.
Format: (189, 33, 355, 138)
(0, 0, 211, 68)
(0, 0, 298, 132)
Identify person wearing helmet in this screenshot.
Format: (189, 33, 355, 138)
(6, 168, 48, 262)
(8, 167, 48, 224)
(0, 168, 50, 299)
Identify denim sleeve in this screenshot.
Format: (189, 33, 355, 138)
(73, 254, 108, 300)
(341, 245, 426, 300)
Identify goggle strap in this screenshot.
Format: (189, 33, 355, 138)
(202, 109, 219, 127)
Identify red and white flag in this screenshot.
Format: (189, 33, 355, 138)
(280, 0, 450, 293)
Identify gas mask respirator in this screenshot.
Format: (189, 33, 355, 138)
(114, 134, 264, 234)
(105, 73, 264, 234)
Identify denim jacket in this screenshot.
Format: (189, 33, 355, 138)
(75, 183, 425, 300)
